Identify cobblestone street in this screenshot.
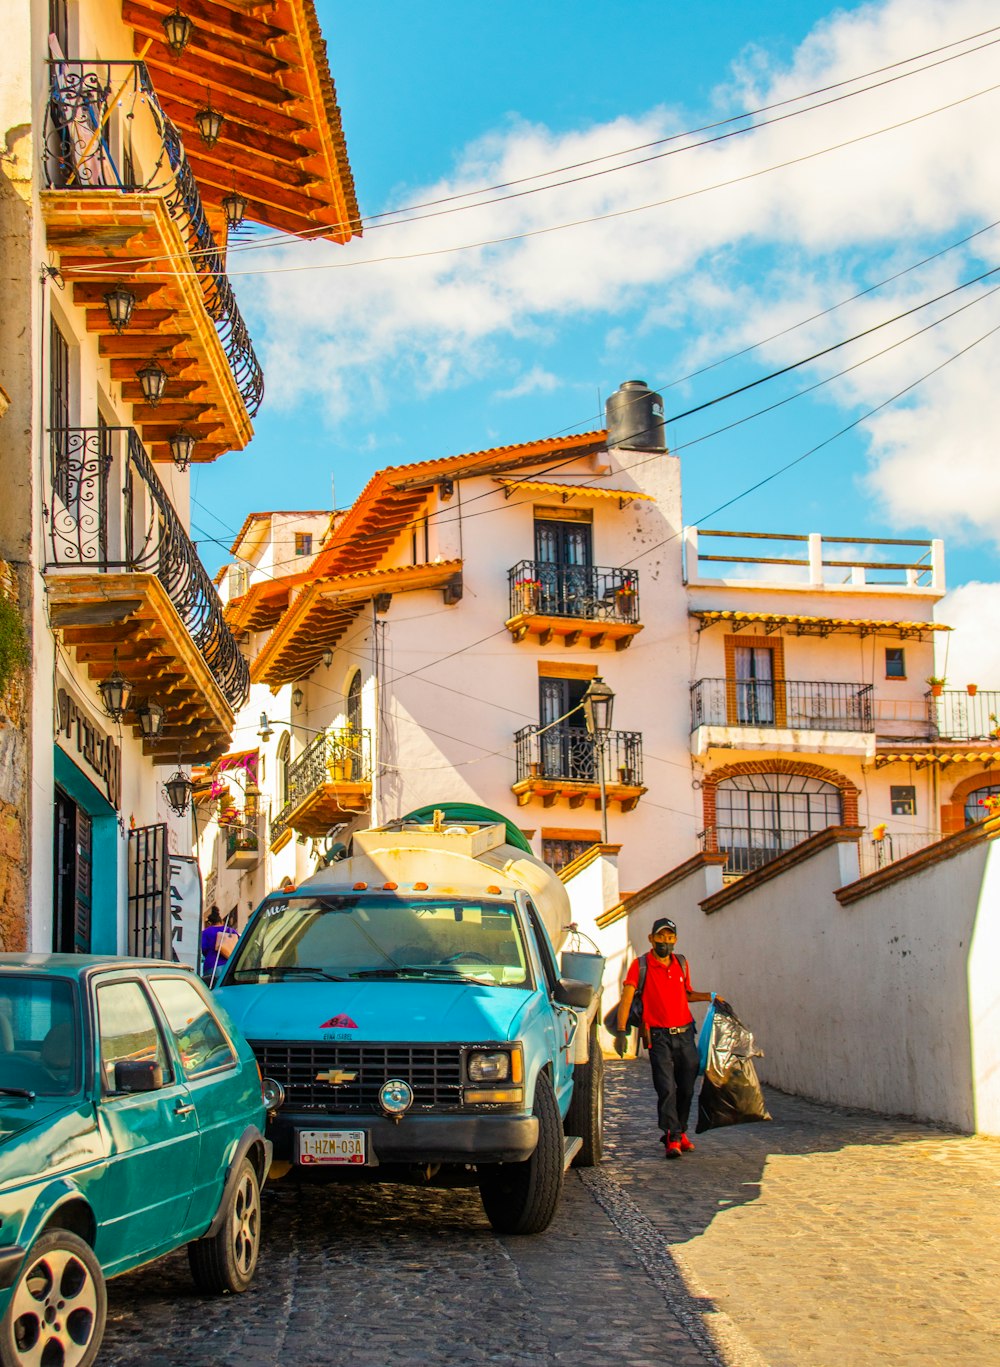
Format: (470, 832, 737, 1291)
(102, 1061, 1000, 1367)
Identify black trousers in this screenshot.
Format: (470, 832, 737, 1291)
(647, 1025, 700, 1140)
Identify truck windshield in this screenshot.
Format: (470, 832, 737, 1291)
(228, 894, 530, 988)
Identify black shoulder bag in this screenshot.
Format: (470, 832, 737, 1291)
(604, 953, 649, 1032)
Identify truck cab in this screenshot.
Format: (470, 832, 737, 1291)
(214, 810, 605, 1234)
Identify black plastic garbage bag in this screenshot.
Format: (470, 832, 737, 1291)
(696, 1001, 771, 1133)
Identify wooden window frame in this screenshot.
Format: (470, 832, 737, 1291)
(723, 635, 786, 727)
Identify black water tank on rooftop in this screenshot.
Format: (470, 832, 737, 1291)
(605, 379, 666, 451)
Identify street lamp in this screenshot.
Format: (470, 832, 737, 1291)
(163, 766, 194, 817)
(194, 99, 224, 148)
(137, 699, 165, 740)
(222, 190, 248, 231)
(581, 676, 615, 844)
(103, 284, 135, 334)
(136, 359, 168, 407)
(168, 429, 196, 472)
(162, 6, 194, 55)
(97, 651, 133, 722)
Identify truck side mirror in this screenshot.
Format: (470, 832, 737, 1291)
(553, 977, 593, 1009)
(114, 1060, 164, 1093)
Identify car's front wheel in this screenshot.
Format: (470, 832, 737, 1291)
(0, 1228, 106, 1367)
(478, 1070, 564, 1235)
(188, 1156, 261, 1294)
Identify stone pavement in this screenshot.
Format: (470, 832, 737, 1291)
(100, 1061, 1000, 1366)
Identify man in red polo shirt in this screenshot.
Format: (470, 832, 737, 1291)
(614, 917, 721, 1159)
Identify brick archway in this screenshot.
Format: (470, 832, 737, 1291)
(702, 759, 859, 848)
(941, 769, 1000, 834)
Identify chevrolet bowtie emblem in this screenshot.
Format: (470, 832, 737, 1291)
(316, 1069, 357, 1087)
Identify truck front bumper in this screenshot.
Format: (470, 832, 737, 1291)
(271, 1111, 538, 1166)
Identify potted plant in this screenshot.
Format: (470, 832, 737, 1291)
(926, 676, 946, 697)
(326, 733, 354, 783)
(990, 713, 1000, 740)
(967, 683, 978, 696)
(614, 577, 637, 619)
(514, 577, 542, 613)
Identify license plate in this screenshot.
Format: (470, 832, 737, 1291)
(297, 1129, 367, 1165)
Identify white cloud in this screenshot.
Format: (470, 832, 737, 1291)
(243, 0, 1000, 543)
(494, 366, 560, 400)
(936, 582, 1000, 685)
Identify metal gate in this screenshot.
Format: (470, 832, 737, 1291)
(127, 823, 170, 958)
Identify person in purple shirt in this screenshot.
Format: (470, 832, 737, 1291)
(201, 905, 238, 985)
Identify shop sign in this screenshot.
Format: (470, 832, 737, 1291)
(55, 687, 122, 810)
(168, 854, 202, 971)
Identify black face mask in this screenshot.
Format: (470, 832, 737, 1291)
(652, 943, 674, 959)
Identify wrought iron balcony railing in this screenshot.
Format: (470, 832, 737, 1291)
(928, 690, 1000, 742)
(699, 823, 833, 878)
(691, 679, 874, 733)
(508, 560, 639, 623)
(44, 59, 263, 417)
(270, 728, 372, 847)
(45, 427, 249, 710)
(514, 724, 643, 786)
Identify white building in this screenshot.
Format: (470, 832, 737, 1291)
(211, 380, 994, 905)
(0, 0, 358, 954)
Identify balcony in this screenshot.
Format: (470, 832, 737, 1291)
(505, 561, 642, 649)
(225, 818, 263, 871)
(42, 60, 262, 461)
(270, 729, 372, 850)
(512, 725, 645, 811)
(691, 679, 874, 736)
(44, 426, 249, 762)
(874, 690, 1000, 768)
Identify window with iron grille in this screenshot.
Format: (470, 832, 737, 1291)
(965, 783, 1000, 826)
(716, 772, 842, 875)
(50, 317, 70, 503)
(542, 837, 593, 873)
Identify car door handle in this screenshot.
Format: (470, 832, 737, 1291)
(174, 1101, 195, 1118)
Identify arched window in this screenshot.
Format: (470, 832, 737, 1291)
(276, 732, 290, 809)
(964, 782, 1000, 825)
(716, 771, 842, 875)
(347, 671, 362, 735)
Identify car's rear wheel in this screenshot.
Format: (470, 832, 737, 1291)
(478, 1070, 563, 1235)
(188, 1156, 261, 1294)
(0, 1229, 106, 1367)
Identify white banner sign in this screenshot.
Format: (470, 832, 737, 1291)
(169, 854, 203, 971)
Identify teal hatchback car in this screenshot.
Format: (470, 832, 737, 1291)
(0, 956, 271, 1367)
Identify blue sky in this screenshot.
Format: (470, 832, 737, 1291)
(191, 0, 1000, 676)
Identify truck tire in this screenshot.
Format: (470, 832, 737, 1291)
(564, 1025, 604, 1167)
(479, 1070, 563, 1235)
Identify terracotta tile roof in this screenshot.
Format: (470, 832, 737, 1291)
(691, 610, 950, 637)
(494, 478, 653, 504)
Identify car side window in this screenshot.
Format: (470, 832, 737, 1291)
(150, 976, 236, 1077)
(524, 900, 559, 995)
(96, 981, 172, 1091)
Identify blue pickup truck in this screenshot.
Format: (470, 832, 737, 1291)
(215, 808, 605, 1234)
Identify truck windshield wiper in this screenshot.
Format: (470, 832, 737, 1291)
(0, 1087, 36, 1099)
(234, 966, 349, 981)
(351, 967, 494, 984)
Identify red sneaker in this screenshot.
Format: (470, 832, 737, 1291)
(665, 1140, 682, 1160)
(678, 1134, 695, 1153)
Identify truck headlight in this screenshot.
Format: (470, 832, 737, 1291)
(261, 1077, 285, 1111)
(467, 1050, 511, 1082)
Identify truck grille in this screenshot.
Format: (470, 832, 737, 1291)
(250, 1040, 464, 1113)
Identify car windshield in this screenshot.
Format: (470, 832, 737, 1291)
(0, 976, 80, 1097)
(228, 894, 530, 987)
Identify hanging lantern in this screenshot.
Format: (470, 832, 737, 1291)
(322, 649, 333, 667)
(136, 360, 168, 407)
(256, 713, 273, 742)
(162, 6, 194, 55)
(222, 190, 248, 230)
(194, 101, 224, 148)
(103, 284, 135, 334)
(163, 767, 194, 817)
(168, 429, 196, 472)
(581, 675, 615, 737)
(137, 699, 165, 740)
(292, 688, 304, 708)
(97, 651, 133, 722)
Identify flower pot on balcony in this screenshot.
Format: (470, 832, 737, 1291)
(326, 758, 350, 783)
(931, 684, 944, 697)
(615, 589, 636, 620)
(516, 584, 539, 613)
(967, 684, 978, 696)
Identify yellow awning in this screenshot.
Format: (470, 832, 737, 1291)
(875, 749, 1000, 768)
(494, 479, 653, 505)
(692, 610, 950, 638)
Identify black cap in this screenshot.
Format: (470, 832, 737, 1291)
(651, 917, 676, 935)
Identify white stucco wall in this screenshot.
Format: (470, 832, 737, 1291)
(656, 830, 998, 1133)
